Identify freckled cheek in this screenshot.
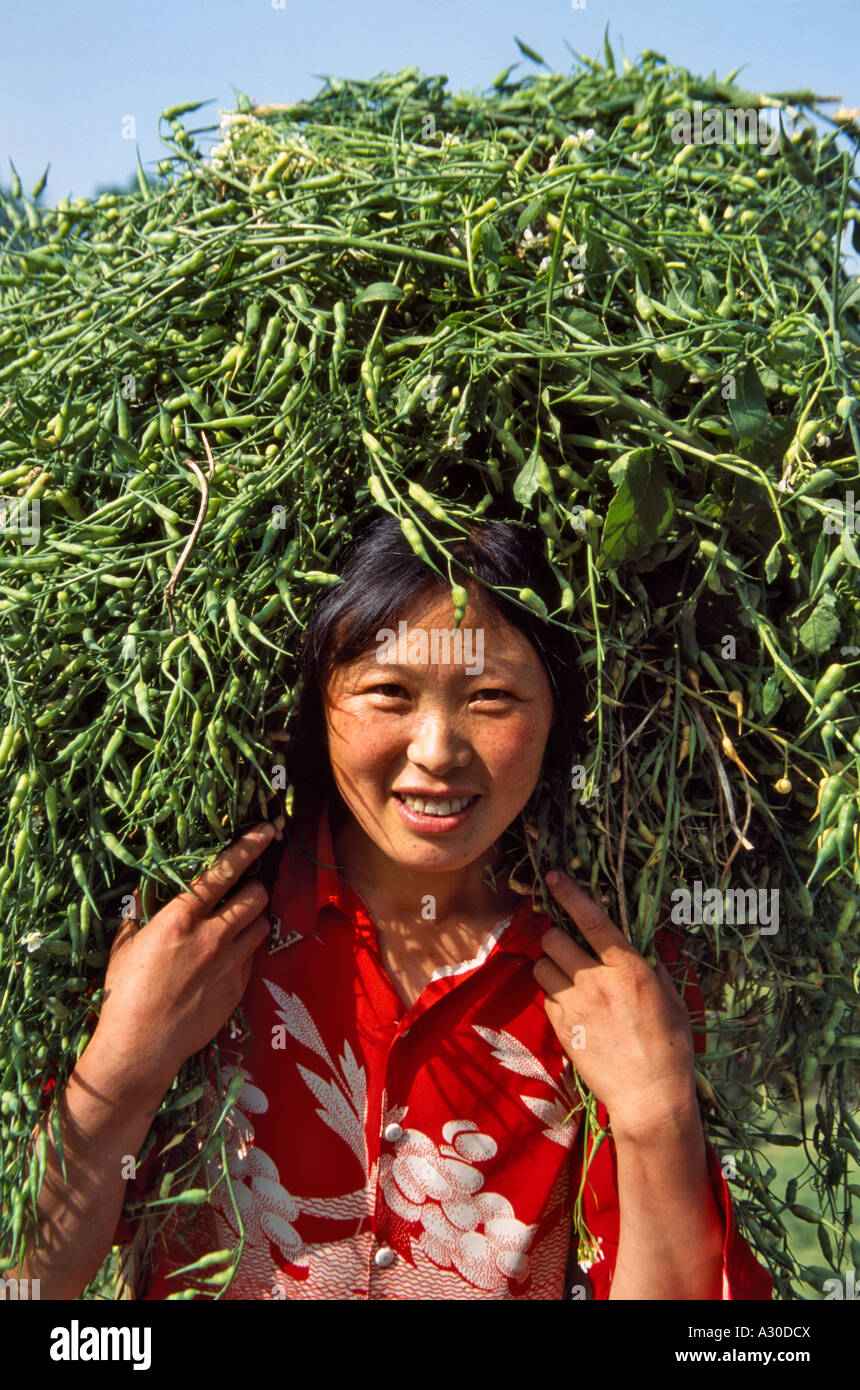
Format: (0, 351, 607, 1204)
(326, 708, 397, 777)
(478, 715, 548, 780)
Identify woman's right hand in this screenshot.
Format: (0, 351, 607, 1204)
(90, 822, 278, 1100)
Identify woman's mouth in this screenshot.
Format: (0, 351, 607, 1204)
(393, 792, 480, 832)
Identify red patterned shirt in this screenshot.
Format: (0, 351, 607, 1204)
(115, 798, 773, 1301)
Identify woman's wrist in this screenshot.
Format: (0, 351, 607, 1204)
(76, 1027, 175, 1115)
(609, 1080, 703, 1150)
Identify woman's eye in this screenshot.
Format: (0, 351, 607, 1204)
(472, 689, 510, 702)
(369, 684, 406, 698)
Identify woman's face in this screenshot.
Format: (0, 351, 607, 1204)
(323, 584, 555, 873)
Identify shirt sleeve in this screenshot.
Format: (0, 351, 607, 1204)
(570, 918, 774, 1301)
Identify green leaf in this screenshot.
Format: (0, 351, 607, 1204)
(561, 306, 603, 339)
(761, 674, 783, 719)
(798, 597, 840, 655)
(603, 22, 616, 74)
(728, 362, 771, 441)
(651, 359, 687, 404)
(513, 434, 542, 506)
(353, 282, 403, 306)
(840, 527, 860, 568)
(764, 540, 782, 583)
(481, 223, 503, 292)
(514, 36, 547, 66)
(597, 450, 675, 569)
(516, 197, 545, 236)
(480, 223, 503, 263)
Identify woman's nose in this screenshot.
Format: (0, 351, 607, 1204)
(405, 713, 471, 773)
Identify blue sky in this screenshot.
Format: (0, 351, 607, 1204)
(2, 0, 857, 204)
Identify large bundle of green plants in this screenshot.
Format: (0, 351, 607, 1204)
(1, 39, 859, 1299)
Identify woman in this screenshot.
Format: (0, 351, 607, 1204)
(12, 517, 773, 1300)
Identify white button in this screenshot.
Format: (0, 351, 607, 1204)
(384, 1123, 404, 1143)
(374, 1245, 396, 1268)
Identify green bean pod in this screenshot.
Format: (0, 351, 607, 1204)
(836, 797, 857, 862)
(407, 480, 448, 522)
(811, 664, 846, 709)
(253, 312, 283, 383)
(809, 826, 839, 883)
(816, 775, 845, 831)
(518, 588, 549, 620)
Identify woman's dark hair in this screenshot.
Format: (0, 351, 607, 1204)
(283, 516, 587, 825)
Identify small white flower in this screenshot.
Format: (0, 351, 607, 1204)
(522, 226, 535, 241)
(778, 478, 793, 493)
(21, 931, 43, 954)
(444, 430, 471, 452)
(815, 434, 832, 448)
(538, 255, 552, 272)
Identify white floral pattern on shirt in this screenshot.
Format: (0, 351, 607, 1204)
(162, 982, 580, 1299)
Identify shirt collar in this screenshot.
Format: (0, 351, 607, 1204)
(270, 794, 369, 943)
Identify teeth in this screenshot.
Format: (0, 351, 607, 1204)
(400, 794, 474, 816)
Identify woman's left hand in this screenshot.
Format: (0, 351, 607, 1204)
(533, 871, 699, 1142)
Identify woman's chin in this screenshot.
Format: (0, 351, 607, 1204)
(381, 799, 509, 866)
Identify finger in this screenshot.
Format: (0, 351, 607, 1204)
(107, 911, 138, 961)
(122, 880, 161, 926)
(107, 883, 144, 957)
(229, 915, 272, 979)
(533, 954, 575, 998)
(653, 959, 692, 1012)
(539, 924, 598, 979)
(176, 823, 276, 917)
(210, 879, 271, 940)
(234, 913, 272, 956)
(545, 871, 633, 965)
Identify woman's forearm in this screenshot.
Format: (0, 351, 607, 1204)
(2, 1031, 170, 1300)
(607, 1096, 725, 1300)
